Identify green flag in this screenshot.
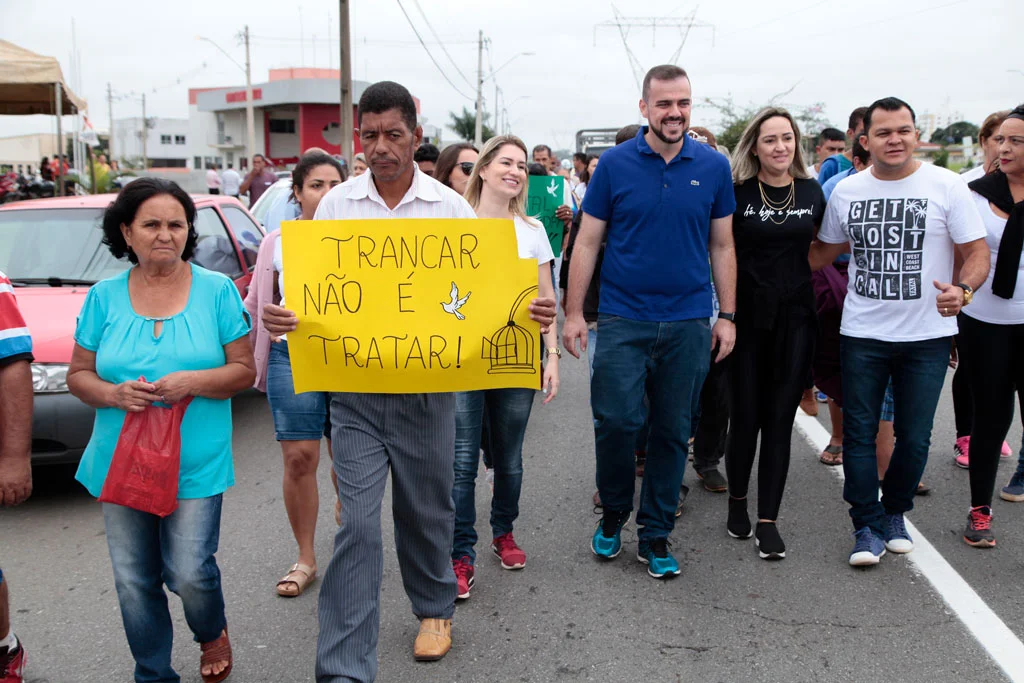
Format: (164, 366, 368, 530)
(527, 175, 566, 257)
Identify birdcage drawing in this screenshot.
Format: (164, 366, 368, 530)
(481, 285, 539, 375)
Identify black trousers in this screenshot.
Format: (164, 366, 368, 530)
(693, 349, 730, 473)
(952, 338, 972, 439)
(958, 313, 1024, 507)
(726, 313, 816, 520)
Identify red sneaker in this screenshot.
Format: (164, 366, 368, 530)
(452, 556, 474, 600)
(1, 641, 26, 683)
(491, 532, 527, 570)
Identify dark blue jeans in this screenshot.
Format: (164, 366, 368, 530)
(103, 496, 226, 683)
(592, 315, 710, 541)
(452, 388, 535, 563)
(840, 335, 950, 537)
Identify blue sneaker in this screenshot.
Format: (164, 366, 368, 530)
(1000, 471, 1024, 502)
(591, 511, 628, 559)
(637, 538, 681, 578)
(884, 513, 914, 553)
(849, 527, 886, 567)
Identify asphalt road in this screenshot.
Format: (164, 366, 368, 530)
(2, 351, 1022, 683)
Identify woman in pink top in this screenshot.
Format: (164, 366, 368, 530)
(244, 152, 344, 597)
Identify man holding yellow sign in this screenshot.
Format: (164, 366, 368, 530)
(259, 81, 556, 683)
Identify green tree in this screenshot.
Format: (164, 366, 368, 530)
(448, 107, 495, 142)
(933, 149, 950, 168)
(930, 121, 979, 145)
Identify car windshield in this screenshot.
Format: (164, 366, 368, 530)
(0, 208, 128, 284)
(250, 181, 291, 226)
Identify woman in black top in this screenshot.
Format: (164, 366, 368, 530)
(725, 108, 825, 559)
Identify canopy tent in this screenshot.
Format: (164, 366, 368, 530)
(0, 39, 86, 115)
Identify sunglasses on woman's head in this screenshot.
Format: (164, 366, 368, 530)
(458, 162, 475, 175)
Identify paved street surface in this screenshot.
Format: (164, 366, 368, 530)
(2, 351, 1022, 683)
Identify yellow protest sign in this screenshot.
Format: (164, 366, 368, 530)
(282, 218, 542, 394)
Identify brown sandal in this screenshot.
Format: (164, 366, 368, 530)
(819, 444, 843, 466)
(200, 628, 232, 683)
(276, 563, 317, 597)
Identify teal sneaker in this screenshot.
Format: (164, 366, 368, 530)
(591, 511, 628, 559)
(637, 538, 681, 578)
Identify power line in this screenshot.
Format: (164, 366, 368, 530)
(394, 0, 474, 101)
(410, 0, 475, 88)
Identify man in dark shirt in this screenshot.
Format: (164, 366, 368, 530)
(564, 65, 737, 579)
(239, 153, 277, 205)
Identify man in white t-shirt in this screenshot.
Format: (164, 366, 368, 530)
(221, 164, 241, 198)
(810, 97, 990, 568)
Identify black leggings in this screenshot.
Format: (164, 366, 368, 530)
(958, 314, 1024, 507)
(725, 313, 816, 520)
(693, 349, 730, 473)
(952, 341, 972, 439)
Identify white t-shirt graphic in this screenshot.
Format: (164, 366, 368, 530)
(818, 163, 986, 342)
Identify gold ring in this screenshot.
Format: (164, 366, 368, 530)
(943, 307, 947, 315)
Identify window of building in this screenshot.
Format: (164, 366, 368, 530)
(191, 208, 242, 279)
(160, 134, 172, 145)
(194, 156, 202, 169)
(268, 119, 296, 134)
(174, 135, 186, 145)
(220, 206, 264, 269)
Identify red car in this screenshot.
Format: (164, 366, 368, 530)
(0, 193, 264, 465)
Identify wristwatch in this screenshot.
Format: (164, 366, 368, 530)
(718, 312, 736, 322)
(546, 347, 562, 358)
(956, 283, 974, 306)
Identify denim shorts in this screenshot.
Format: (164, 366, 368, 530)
(266, 341, 331, 441)
(880, 379, 895, 423)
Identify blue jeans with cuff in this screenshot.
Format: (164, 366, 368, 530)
(103, 495, 226, 683)
(840, 335, 950, 537)
(452, 388, 535, 563)
(591, 315, 710, 542)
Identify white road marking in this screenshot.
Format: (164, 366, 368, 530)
(793, 411, 1024, 683)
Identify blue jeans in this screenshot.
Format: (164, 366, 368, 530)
(452, 388, 535, 563)
(840, 336, 950, 536)
(103, 496, 227, 683)
(592, 315, 710, 541)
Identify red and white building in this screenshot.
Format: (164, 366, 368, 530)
(187, 68, 432, 170)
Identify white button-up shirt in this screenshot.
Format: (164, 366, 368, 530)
(314, 165, 476, 221)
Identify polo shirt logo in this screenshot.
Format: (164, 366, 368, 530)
(691, 180, 700, 186)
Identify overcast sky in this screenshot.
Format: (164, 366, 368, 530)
(1, 0, 1021, 152)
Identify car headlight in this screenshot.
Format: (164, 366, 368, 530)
(31, 363, 69, 393)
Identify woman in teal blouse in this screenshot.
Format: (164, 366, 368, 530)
(67, 178, 255, 683)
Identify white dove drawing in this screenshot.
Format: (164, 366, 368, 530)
(546, 179, 559, 197)
(441, 281, 471, 320)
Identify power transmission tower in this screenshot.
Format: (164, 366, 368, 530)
(594, 5, 715, 91)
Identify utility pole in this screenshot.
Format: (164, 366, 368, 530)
(55, 82, 64, 196)
(339, 0, 353, 163)
(107, 82, 115, 162)
(244, 25, 256, 166)
(141, 92, 147, 169)
(474, 30, 484, 147)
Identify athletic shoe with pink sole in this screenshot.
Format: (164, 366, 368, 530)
(954, 436, 970, 469)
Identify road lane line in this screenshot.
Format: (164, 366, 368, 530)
(793, 411, 1024, 683)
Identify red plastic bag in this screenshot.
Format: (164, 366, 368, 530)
(99, 381, 193, 517)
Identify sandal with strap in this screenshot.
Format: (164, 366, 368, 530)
(819, 444, 843, 466)
(276, 563, 317, 597)
(200, 628, 232, 683)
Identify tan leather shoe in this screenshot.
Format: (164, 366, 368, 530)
(413, 618, 452, 661)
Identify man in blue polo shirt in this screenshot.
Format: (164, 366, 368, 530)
(563, 64, 737, 579)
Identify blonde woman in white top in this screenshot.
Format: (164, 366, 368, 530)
(449, 134, 560, 600)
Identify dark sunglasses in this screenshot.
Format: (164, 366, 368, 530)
(458, 162, 475, 175)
